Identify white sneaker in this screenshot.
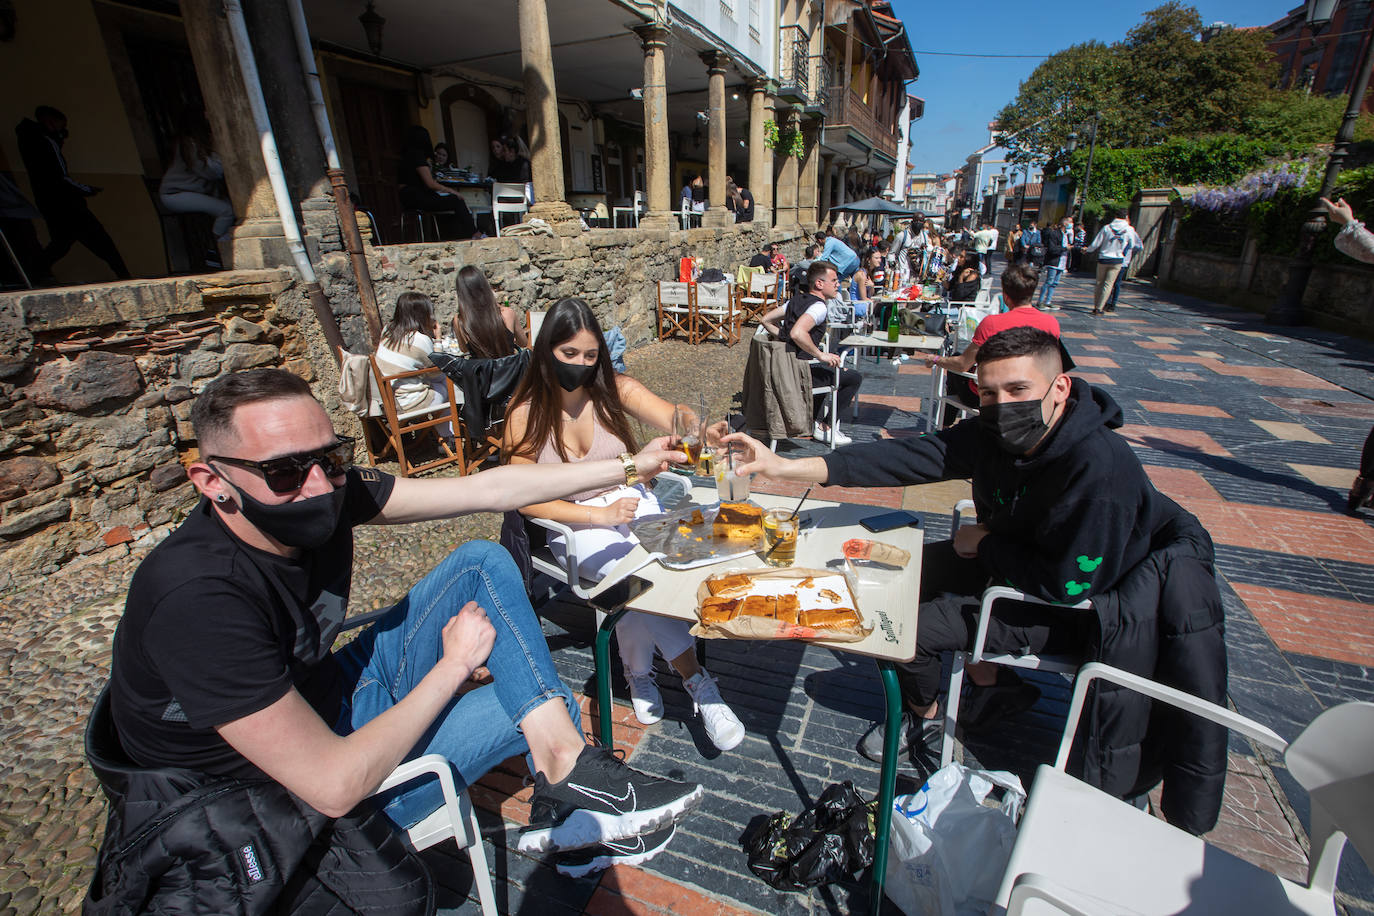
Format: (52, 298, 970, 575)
(626, 672, 663, 725)
(813, 422, 830, 443)
(829, 427, 853, 446)
(684, 671, 745, 751)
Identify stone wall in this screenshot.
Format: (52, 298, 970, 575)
(0, 224, 806, 583)
(1160, 235, 1374, 335)
(0, 270, 323, 587)
(320, 224, 808, 352)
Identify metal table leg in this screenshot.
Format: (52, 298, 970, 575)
(594, 607, 629, 749)
(870, 660, 903, 916)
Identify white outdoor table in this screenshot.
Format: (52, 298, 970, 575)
(585, 483, 923, 915)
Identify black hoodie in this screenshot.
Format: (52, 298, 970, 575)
(824, 378, 1172, 604)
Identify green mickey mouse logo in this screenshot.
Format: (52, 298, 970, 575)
(1076, 556, 1103, 573)
(1064, 581, 1090, 597)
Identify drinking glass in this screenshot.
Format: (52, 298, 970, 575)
(672, 402, 703, 468)
(761, 509, 799, 567)
(714, 443, 752, 502)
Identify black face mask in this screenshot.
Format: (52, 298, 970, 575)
(978, 383, 1057, 455)
(553, 358, 598, 392)
(233, 485, 347, 549)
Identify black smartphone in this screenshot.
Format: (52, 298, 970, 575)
(860, 510, 923, 533)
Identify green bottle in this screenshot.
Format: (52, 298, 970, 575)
(886, 305, 900, 342)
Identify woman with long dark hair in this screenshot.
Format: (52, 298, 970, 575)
(397, 125, 478, 239)
(948, 250, 982, 301)
(375, 292, 452, 442)
(503, 298, 744, 751)
(452, 266, 529, 359)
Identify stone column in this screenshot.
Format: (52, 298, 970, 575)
(700, 51, 733, 229)
(819, 155, 835, 227)
(798, 117, 820, 231)
(518, 0, 581, 234)
(634, 24, 674, 231)
(747, 78, 773, 227)
(774, 108, 800, 229)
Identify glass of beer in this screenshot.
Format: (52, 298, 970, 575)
(762, 509, 799, 567)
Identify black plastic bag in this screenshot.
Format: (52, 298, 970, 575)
(743, 781, 876, 890)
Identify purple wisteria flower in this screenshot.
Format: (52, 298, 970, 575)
(1184, 162, 1311, 214)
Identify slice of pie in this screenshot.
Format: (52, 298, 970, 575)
(713, 502, 762, 540)
(738, 594, 777, 618)
(699, 597, 740, 624)
(776, 593, 801, 625)
(800, 607, 861, 629)
(707, 573, 754, 598)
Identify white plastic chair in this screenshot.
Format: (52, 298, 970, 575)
(491, 182, 530, 237)
(613, 191, 645, 228)
(996, 663, 1374, 916)
(373, 754, 497, 916)
(941, 499, 1088, 767)
(679, 203, 702, 229)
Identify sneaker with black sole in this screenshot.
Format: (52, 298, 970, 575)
(555, 823, 676, 877)
(858, 709, 943, 767)
(515, 743, 704, 854)
(960, 672, 1041, 732)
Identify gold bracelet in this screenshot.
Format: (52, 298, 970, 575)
(619, 451, 640, 487)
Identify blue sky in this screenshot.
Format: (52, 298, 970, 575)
(893, 0, 1301, 175)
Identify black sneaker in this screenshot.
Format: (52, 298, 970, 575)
(515, 743, 704, 854)
(555, 823, 676, 877)
(1347, 475, 1373, 516)
(961, 672, 1041, 731)
(858, 710, 943, 768)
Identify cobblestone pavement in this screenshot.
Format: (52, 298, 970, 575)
(3, 272, 1372, 914)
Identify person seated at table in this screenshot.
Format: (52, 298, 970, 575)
(398, 125, 478, 239)
(760, 260, 863, 446)
(948, 250, 982, 301)
(375, 291, 449, 415)
(452, 265, 529, 358)
(97, 369, 706, 908)
(432, 142, 451, 172)
(488, 135, 531, 185)
(725, 176, 754, 223)
(926, 263, 1060, 425)
(721, 327, 1225, 807)
(849, 247, 886, 320)
(503, 298, 745, 752)
(748, 241, 776, 270)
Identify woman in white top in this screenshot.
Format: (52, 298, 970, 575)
(504, 297, 744, 751)
(158, 112, 234, 240)
(375, 292, 450, 427)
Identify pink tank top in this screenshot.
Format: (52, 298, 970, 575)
(535, 411, 631, 503)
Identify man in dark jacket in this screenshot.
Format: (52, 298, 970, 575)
(1036, 217, 1071, 310)
(724, 327, 1226, 820)
(14, 105, 130, 279)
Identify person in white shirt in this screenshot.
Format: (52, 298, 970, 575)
(1085, 212, 1143, 316)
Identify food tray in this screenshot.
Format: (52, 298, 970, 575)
(630, 500, 764, 570)
(691, 566, 871, 642)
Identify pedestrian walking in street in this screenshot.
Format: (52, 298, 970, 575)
(1320, 196, 1374, 515)
(1086, 211, 1142, 316)
(1037, 217, 1072, 310)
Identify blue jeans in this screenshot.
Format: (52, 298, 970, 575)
(1037, 266, 1063, 306)
(334, 540, 580, 829)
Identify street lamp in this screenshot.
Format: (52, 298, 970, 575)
(1271, 0, 1374, 324)
(1073, 113, 1100, 225)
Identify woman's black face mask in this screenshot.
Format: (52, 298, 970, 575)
(553, 358, 598, 392)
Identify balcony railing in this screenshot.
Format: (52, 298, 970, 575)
(777, 25, 810, 101)
(822, 84, 898, 160)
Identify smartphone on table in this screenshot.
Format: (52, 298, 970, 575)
(859, 510, 923, 533)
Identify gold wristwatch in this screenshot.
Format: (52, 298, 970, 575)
(619, 452, 639, 487)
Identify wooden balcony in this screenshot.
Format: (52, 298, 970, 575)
(822, 85, 899, 161)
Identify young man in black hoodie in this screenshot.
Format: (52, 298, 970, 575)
(725, 326, 1187, 769)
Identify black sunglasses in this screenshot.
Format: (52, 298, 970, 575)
(209, 436, 356, 494)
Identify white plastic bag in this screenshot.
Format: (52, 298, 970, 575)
(883, 762, 1026, 916)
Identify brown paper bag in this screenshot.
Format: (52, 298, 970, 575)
(691, 567, 872, 643)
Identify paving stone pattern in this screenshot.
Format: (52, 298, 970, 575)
(3, 266, 1373, 915)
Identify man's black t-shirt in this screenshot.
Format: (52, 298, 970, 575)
(110, 468, 395, 777)
(748, 253, 773, 269)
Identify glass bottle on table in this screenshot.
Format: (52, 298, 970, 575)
(887, 303, 901, 343)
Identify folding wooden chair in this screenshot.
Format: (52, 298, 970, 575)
(738, 270, 780, 325)
(367, 355, 466, 477)
(655, 280, 694, 342)
(693, 280, 739, 346)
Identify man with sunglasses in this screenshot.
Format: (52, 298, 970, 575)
(101, 369, 704, 906)
(721, 328, 1226, 828)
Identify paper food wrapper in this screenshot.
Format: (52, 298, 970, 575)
(841, 538, 911, 568)
(691, 567, 872, 643)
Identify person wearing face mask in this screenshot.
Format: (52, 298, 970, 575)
(720, 327, 1226, 826)
(503, 297, 745, 753)
(98, 369, 709, 907)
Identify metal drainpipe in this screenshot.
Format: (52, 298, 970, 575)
(286, 0, 383, 347)
(221, 0, 346, 363)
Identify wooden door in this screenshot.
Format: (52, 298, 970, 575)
(338, 81, 408, 244)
